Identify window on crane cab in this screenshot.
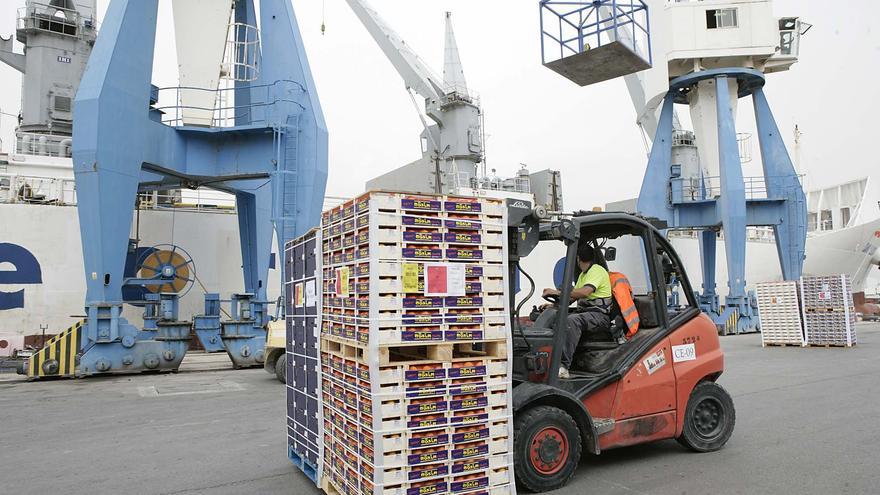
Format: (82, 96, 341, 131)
(654, 234, 698, 324)
(706, 8, 738, 30)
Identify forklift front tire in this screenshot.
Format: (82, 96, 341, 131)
(275, 354, 286, 384)
(677, 381, 735, 452)
(514, 405, 582, 493)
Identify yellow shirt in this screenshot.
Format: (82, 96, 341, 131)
(575, 264, 612, 300)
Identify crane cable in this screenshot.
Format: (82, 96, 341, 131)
(321, 0, 326, 35)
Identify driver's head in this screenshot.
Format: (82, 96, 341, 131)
(577, 243, 596, 273)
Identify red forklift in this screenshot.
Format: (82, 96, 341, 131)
(506, 203, 736, 492)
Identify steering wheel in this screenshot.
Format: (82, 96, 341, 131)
(542, 293, 560, 305)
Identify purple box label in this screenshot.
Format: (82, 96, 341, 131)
(407, 450, 449, 466)
(448, 366, 486, 378)
(444, 232, 482, 244)
(444, 201, 482, 213)
(451, 458, 489, 475)
(407, 400, 448, 415)
(402, 330, 444, 342)
(409, 464, 449, 481)
(404, 248, 443, 260)
(446, 249, 483, 260)
(450, 477, 489, 493)
(451, 443, 489, 460)
(407, 386, 446, 399)
(403, 216, 443, 227)
(445, 219, 482, 230)
(452, 427, 489, 443)
(408, 416, 448, 429)
(406, 481, 448, 495)
(405, 231, 444, 243)
(405, 368, 446, 381)
(404, 297, 445, 309)
(403, 314, 444, 325)
(409, 433, 449, 449)
(450, 412, 489, 425)
(449, 384, 487, 396)
(445, 297, 483, 308)
(450, 396, 488, 411)
(445, 330, 484, 341)
(446, 315, 483, 325)
(402, 198, 442, 211)
(464, 282, 482, 293)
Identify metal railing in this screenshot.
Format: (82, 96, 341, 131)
(668, 227, 778, 244)
(223, 22, 261, 82)
(0, 172, 76, 205)
(17, 2, 97, 41)
(451, 172, 531, 195)
(154, 80, 306, 128)
(540, 0, 651, 66)
(13, 132, 72, 158)
(670, 175, 783, 203)
(0, 172, 237, 214)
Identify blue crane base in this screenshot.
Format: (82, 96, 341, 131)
(638, 68, 807, 336)
(193, 315, 226, 353)
(78, 319, 190, 376)
(221, 322, 267, 368)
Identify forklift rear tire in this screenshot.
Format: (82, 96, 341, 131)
(514, 405, 582, 493)
(275, 355, 286, 384)
(677, 381, 735, 452)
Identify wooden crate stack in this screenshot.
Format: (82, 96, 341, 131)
(756, 281, 804, 347)
(319, 192, 515, 495)
(800, 275, 857, 347)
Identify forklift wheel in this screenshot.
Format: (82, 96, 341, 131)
(677, 381, 735, 452)
(514, 405, 581, 493)
(275, 355, 286, 384)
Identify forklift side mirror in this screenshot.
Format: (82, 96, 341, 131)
(604, 246, 617, 262)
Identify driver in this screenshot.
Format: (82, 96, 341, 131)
(542, 243, 613, 379)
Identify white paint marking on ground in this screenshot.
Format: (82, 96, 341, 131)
(137, 381, 245, 397)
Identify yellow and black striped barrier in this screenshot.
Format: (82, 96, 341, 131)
(26, 319, 85, 379)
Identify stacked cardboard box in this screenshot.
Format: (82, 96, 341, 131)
(286, 229, 323, 483)
(319, 191, 515, 495)
(756, 281, 804, 346)
(800, 275, 857, 347)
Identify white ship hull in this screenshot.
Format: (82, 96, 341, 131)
(0, 203, 281, 338)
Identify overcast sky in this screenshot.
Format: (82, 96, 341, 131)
(1, 0, 878, 210)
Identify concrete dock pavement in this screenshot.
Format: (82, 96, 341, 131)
(0, 324, 878, 494)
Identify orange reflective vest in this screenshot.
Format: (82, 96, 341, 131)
(609, 272, 639, 338)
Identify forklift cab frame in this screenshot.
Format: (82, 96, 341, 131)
(506, 211, 734, 492)
(512, 212, 698, 389)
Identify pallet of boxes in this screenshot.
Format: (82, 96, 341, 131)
(286, 228, 323, 482)
(800, 275, 857, 347)
(756, 275, 857, 348)
(287, 191, 516, 495)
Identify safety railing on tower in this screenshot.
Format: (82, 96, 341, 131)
(17, 2, 97, 41)
(540, 0, 651, 86)
(154, 80, 306, 128)
(669, 175, 805, 204)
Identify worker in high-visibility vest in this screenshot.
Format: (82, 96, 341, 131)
(542, 243, 613, 379)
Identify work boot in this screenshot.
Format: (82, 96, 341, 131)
(558, 367, 571, 379)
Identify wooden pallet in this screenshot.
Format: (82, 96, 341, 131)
(762, 342, 805, 348)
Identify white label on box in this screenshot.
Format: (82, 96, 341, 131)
(643, 349, 667, 375)
(672, 343, 696, 363)
(305, 280, 317, 307)
(424, 263, 466, 296)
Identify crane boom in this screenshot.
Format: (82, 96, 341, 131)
(345, 0, 445, 102)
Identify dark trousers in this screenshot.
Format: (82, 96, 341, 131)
(562, 311, 611, 368)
